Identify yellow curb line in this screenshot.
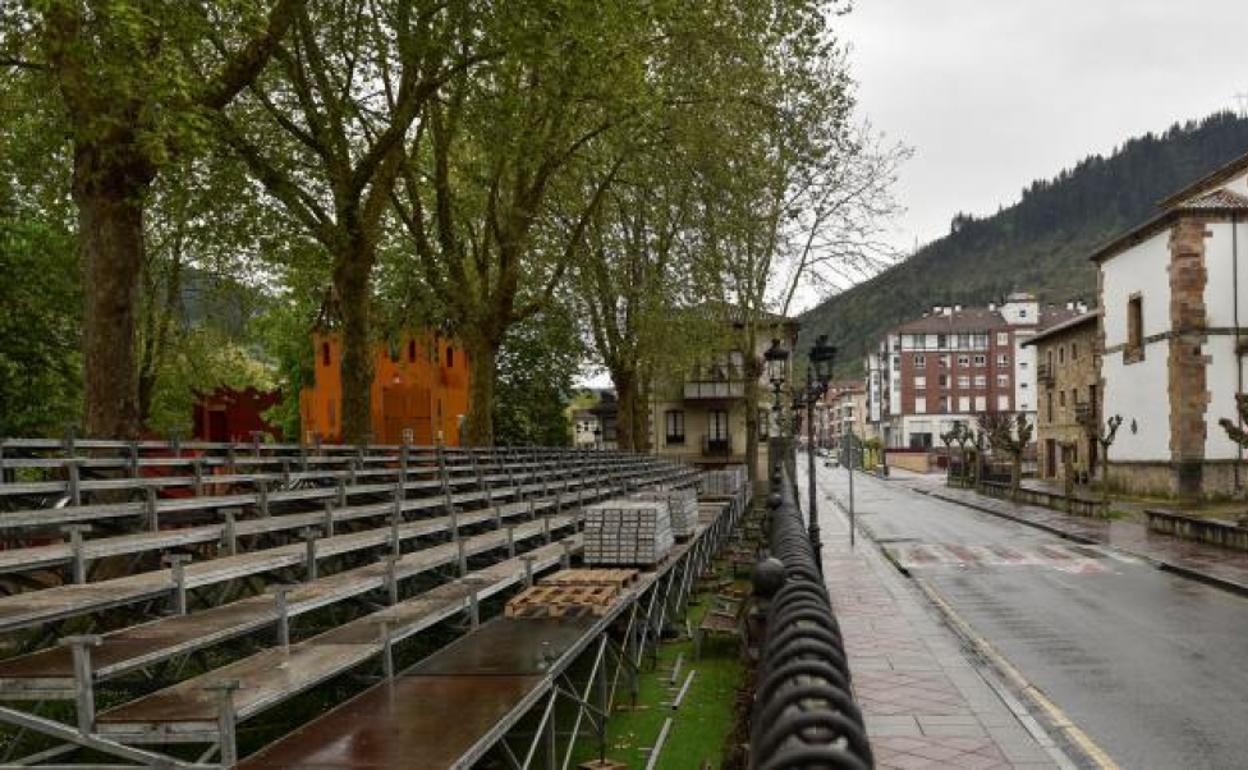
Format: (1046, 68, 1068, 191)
(915, 579, 1122, 770)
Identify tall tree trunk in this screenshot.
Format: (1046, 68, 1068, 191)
(634, 373, 651, 452)
(463, 335, 498, 446)
(334, 250, 374, 444)
(75, 144, 153, 439)
(612, 369, 636, 452)
(743, 327, 762, 483)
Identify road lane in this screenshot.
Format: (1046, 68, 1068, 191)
(808, 461, 1248, 770)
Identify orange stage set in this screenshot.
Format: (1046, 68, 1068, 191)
(299, 330, 471, 446)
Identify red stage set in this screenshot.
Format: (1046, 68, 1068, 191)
(191, 386, 283, 443)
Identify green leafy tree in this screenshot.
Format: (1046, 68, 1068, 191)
(492, 306, 583, 447)
(2, 0, 304, 437)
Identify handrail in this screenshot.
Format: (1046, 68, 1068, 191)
(750, 462, 872, 770)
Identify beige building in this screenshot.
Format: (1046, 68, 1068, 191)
(1024, 310, 1101, 482)
(648, 313, 799, 477)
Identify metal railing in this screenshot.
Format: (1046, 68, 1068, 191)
(749, 462, 872, 770)
(701, 434, 733, 457)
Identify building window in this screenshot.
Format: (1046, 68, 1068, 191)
(446, 347, 454, 367)
(997, 353, 1010, 366)
(939, 354, 950, 368)
(913, 354, 926, 367)
(938, 396, 949, 412)
(1071, 342, 1078, 360)
(957, 354, 970, 367)
(975, 395, 987, 412)
(1059, 346, 1065, 364)
(914, 375, 926, 391)
(1127, 294, 1144, 362)
(996, 332, 1009, 346)
(938, 374, 949, 388)
(1020, 382, 1028, 390)
(915, 397, 927, 414)
(997, 394, 1010, 411)
(665, 410, 685, 445)
(892, 355, 900, 369)
(958, 333, 972, 349)
(1060, 390, 1066, 407)
(974, 375, 987, 388)
(708, 410, 728, 440)
(321, 342, 331, 367)
(937, 334, 948, 348)
(958, 396, 970, 412)
(996, 373, 1010, 387)
(957, 375, 970, 388)
(408, 339, 417, 363)
(758, 409, 770, 439)
(973, 333, 989, 349)
(1047, 392, 1054, 422)
(973, 354, 986, 367)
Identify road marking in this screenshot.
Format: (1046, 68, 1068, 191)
(915, 579, 1123, 770)
(889, 542, 1113, 574)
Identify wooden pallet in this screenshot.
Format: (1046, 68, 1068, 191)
(504, 582, 620, 618)
(540, 568, 639, 589)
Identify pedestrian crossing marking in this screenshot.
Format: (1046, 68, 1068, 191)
(888, 542, 1115, 574)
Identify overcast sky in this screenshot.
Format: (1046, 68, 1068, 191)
(836, 0, 1248, 258)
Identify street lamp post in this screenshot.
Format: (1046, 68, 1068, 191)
(804, 335, 836, 571)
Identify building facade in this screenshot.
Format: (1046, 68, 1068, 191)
(649, 314, 799, 476)
(1024, 311, 1100, 482)
(1095, 151, 1248, 498)
(299, 330, 470, 446)
(866, 295, 1083, 449)
(821, 381, 869, 452)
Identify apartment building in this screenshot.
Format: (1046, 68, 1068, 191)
(649, 312, 799, 476)
(1023, 310, 1101, 481)
(821, 380, 869, 451)
(866, 294, 1083, 449)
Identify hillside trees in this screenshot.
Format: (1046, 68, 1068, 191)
(2, 0, 305, 437)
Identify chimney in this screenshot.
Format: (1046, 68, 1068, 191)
(988, 302, 997, 312)
(942, 307, 952, 316)
(954, 304, 963, 312)
(1065, 301, 1074, 311)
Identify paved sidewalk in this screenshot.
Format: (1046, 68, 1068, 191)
(895, 471, 1248, 594)
(802, 466, 1070, 770)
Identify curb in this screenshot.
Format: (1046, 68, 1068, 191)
(912, 485, 1248, 599)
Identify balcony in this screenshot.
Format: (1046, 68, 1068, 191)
(702, 434, 733, 457)
(683, 380, 745, 399)
(1037, 363, 1054, 386)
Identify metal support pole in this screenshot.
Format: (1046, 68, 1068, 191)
(386, 555, 399, 605)
(847, 424, 856, 549)
(274, 586, 292, 652)
(59, 635, 101, 734)
(466, 581, 480, 630)
(378, 621, 394, 680)
(506, 525, 517, 558)
(302, 527, 319, 582)
(61, 524, 90, 585)
(522, 555, 535, 588)
(205, 680, 240, 768)
(222, 509, 238, 556)
(164, 553, 191, 615)
(560, 539, 573, 570)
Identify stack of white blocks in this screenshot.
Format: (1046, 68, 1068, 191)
(584, 499, 675, 566)
(702, 465, 747, 496)
(631, 487, 697, 540)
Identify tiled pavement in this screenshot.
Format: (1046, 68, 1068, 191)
(896, 471, 1248, 594)
(805, 468, 1073, 770)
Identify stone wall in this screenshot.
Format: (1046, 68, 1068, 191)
(1166, 216, 1212, 500)
(1108, 459, 1247, 499)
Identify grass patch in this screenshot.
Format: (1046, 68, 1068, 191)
(569, 570, 749, 769)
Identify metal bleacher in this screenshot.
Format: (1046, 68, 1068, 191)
(0, 438, 700, 768)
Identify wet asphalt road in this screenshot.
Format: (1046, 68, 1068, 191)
(807, 461, 1248, 770)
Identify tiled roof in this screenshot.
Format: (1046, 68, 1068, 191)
(1022, 309, 1099, 347)
(1178, 188, 1248, 211)
(1159, 149, 1248, 209)
(894, 308, 1008, 334)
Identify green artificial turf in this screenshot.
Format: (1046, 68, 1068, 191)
(570, 572, 749, 770)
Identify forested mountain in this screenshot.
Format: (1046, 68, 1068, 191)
(799, 111, 1248, 373)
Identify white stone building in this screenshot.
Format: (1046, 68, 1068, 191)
(1095, 151, 1248, 498)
